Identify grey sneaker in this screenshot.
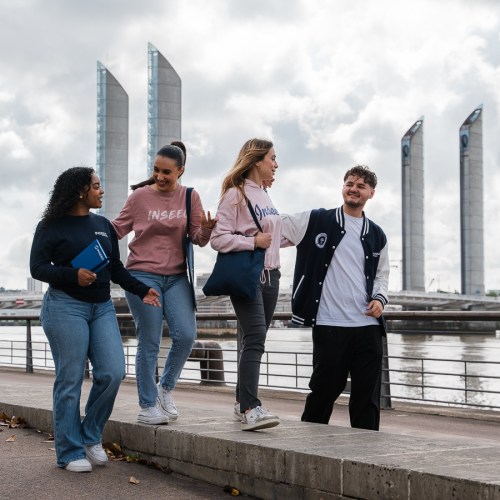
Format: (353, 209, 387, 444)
(241, 406, 280, 431)
(65, 458, 92, 472)
(85, 443, 108, 466)
(137, 404, 169, 425)
(233, 402, 244, 422)
(157, 383, 179, 421)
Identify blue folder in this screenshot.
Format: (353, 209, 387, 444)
(71, 239, 110, 272)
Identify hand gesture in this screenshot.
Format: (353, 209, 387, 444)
(201, 210, 218, 230)
(78, 269, 96, 287)
(143, 288, 161, 307)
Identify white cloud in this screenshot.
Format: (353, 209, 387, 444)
(0, 0, 499, 293)
(0, 129, 31, 159)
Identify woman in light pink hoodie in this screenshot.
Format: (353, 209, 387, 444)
(210, 138, 282, 431)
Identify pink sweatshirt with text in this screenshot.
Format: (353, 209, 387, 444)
(112, 185, 211, 276)
(210, 179, 281, 270)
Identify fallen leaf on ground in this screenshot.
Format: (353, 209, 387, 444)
(6, 435, 16, 442)
(103, 442, 122, 460)
(8, 416, 27, 428)
(224, 485, 240, 496)
(129, 476, 141, 485)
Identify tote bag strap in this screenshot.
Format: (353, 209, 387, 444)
(244, 196, 263, 233)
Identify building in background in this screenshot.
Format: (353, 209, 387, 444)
(459, 105, 484, 296)
(401, 117, 425, 292)
(96, 61, 129, 261)
(147, 42, 182, 176)
(27, 277, 43, 293)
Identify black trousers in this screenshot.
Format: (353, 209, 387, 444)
(231, 269, 280, 411)
(301, 324, 383, 430)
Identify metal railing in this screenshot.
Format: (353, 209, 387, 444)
(1, 312, 500, 410)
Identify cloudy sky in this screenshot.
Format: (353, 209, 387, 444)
(1, 0, 500, 293)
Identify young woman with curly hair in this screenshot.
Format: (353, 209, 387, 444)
(30, 166, 160, 473)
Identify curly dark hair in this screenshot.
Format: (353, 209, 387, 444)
(343, 165, 377, 188)
(130, 141, 187, 191)
(41, 166, 95, 222)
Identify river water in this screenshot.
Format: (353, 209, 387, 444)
(2, 326, 500, 407)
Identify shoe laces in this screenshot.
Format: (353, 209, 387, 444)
(254, 406, 270, 416)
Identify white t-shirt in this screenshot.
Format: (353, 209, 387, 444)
(316, 213, 379, 327)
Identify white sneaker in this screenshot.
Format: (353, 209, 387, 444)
(241, 406, 280, 431)
(85, 443, 108, 466)
(157, 383, 179, 421)
(65, 458, 92, 472)
(233, 402, 244, 422)
(137, 404, 169, 425)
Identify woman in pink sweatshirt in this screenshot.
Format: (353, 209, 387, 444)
(112, 143, 216, 425)
(210, 138, 282, 431)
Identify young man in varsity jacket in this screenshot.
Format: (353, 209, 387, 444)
(281, 165, 389, 430)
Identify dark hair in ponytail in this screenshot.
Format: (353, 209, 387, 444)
(130, 140, 187, 191)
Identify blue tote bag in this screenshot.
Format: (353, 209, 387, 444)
(203, 199, 265, 301)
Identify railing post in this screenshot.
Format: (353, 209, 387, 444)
(464, 361, 468, 404)
(380, 335, 392, 409)
(421, 359, 425, 400)
(26, 319, 33, 374)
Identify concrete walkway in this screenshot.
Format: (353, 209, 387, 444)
(1, 369, 500, 499)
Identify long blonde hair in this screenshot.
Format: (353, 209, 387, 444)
(220, 138, 273, 203)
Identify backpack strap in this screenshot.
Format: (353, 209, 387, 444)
(186, 187, 193, 232)
(184, 187, 196, 310)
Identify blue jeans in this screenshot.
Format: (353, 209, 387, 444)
(126, 271, 196, 408)
(41, 288, 125, 468)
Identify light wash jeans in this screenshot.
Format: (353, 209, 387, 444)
(41, 288, 125, 468)
(125, 271, 196, 408)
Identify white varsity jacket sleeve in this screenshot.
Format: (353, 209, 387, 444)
(280, 211, 311, 246)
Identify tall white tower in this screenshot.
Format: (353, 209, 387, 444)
(401, 117, 425, 292)
(147, 43, 182, 176)
(460, 105, 484, 296)
(96, 61, 129, 261)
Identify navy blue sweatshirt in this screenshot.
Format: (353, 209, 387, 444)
(30, 213, 149, 303)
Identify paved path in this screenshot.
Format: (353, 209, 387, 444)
(1, 369, 500, 499)
(1, 426, 249, 500)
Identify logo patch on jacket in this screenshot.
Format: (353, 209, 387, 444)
(315, 233, 327, 248)
(372, 252, 380, 257)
